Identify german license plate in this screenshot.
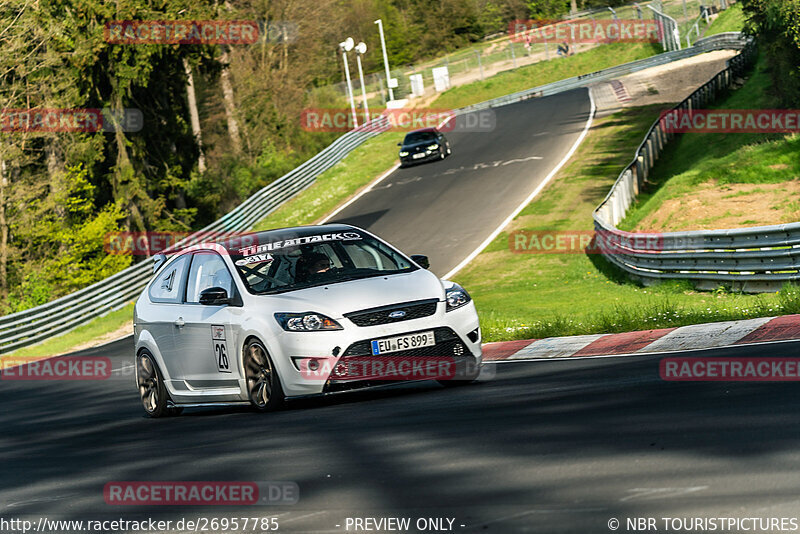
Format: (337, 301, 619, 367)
(412, 152, 425, 159)
(371, 331, 435, 355)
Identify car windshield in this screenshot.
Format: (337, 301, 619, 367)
(230, 231, 417, 294)
(403, 131, 436, 144)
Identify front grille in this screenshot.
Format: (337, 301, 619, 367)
(344, 299, 438, 327)
(325, 327, 476, 393)
(342, 327, 469, 358)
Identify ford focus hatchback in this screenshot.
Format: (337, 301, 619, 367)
(134, 224, 482, 417)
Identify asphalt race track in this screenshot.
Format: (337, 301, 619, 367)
(330, 88, 593, 277)
(3, 337, 800, 533)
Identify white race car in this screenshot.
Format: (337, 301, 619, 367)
(134, 224, 482, 417)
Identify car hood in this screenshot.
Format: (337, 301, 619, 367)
(251, 269, 445, 318)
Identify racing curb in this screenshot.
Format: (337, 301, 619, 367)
(482, 314, 800, 361)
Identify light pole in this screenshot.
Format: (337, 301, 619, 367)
(354, 42, 370, 124)
(339, 37, 358, 129)
(374, 19, 394, 102)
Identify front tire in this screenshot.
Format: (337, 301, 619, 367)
(137, 351, 170, 418)
(244, 339, 284, 412)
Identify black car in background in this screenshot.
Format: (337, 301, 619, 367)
(398, 127, 451, 167)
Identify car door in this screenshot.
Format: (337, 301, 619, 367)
(173, 250, 241, 388)
(145, 253, 191, 381)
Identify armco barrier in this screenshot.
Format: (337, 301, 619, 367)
(591, 36, 796, 292)
(0, 33, 749, 354)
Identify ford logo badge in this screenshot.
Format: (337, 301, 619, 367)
(388, 310, 406, 319)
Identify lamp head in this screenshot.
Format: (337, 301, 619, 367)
(339, 37, 354, 52)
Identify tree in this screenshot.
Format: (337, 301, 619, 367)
(526, 0, 570, 19)
(742, 0, 800, 105)
(184, 58, 207, 173)
(0, 0, 213, 310)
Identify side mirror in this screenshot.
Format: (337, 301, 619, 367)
(397, 142, 402, 146)
(410, 254, 430, 269)
(199, 287, 230, 306)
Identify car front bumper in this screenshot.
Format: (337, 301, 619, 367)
(271, 301, 481, 397)
(400, 148, 443, 165)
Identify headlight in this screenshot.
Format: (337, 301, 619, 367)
(275, 312, 343, 332)
(399, 151, 409, 157)
(445, 284, 471, 312)
(426, 144, 439, 150)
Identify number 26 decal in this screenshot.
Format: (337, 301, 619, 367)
(211, 324, 230, 373)
(214, 341, 231, 373)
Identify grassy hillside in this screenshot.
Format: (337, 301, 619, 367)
(619, 56, 798, 232)
(432, 43, 661, 110)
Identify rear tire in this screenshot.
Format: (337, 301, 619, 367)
(137, 351, 171, 418)
(244, 339, 284, 412)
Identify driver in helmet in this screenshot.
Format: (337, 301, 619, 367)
(296, 251, 332, 283)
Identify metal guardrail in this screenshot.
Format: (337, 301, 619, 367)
(685, 13, 704, 48)
(648, 5, 682, 51)
(591, 35, 791, 292)
(0, 32, 751, 354)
